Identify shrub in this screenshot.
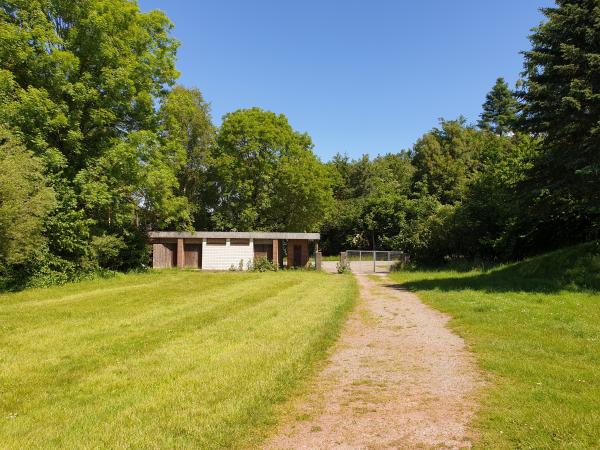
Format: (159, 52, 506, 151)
(250, 256, 277, 272)
(90, 234, 126, 269)
(336, 259, 351, 274)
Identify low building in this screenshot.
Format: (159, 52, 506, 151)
(149, 231, 320, 270)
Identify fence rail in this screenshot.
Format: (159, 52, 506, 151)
(343, 250, 409, 273)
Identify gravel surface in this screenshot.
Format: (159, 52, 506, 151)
(264, 273, 484, 449)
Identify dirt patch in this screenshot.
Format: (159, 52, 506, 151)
(264, 273, 484, 449)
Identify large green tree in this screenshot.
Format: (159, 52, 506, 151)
(520, 0, 600, 242)
(0, 0, 189, 274)
(478, 77, 519, 135)
(212, 108, 333, 232)
(321, 153, 414, 254)
(411, 119, 499, 205)
(160, 85, 216, 229)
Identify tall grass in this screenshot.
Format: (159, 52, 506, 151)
(0, 270, 357, 449)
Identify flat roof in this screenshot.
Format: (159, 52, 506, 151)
(149, 231, 320, 240)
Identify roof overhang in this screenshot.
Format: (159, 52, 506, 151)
(148, 231, 320, 240)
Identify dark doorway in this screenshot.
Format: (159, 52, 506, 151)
(293, 245, 302, 267)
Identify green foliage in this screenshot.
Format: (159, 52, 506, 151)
(76, 131, 192, 231)
(438, 134, 541, 261)
(478, 77, 519, 135)
(321, 152, 414, 255)
(212, 108, 333, 232)
(322, 122, 541, 264)
(519, 0, 600, 244)
(412, 118, 501, 204)
(0, 0, 179, 165)
(160, 85, 216, 228)
(1, 0, 598, 283)
(0, 0, 188, 285)
(271, 148, 334, 232)
(0, 129, 55, 268)
(251, 256, 278, 272)
(336, 259, 351, 274)
(89, 234, 127, 270)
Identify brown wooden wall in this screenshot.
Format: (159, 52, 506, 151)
(287, 239, 309, 268)
(184, 244, 202, 268)
(153, 243, 177, 268)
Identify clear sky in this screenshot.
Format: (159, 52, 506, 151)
(139, 0, 554, 161)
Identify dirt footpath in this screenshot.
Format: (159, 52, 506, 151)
(264, 274, 483, 449)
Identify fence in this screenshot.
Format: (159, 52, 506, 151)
(342, 250, 409, 273)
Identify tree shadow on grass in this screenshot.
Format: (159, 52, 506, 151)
(386, 269, 594, 295)
(387, 244, 600, 295)
(387, 273, 556, 294)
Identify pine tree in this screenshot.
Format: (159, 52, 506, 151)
(519, 0, 600, 240)
(478, 77, 518, 135)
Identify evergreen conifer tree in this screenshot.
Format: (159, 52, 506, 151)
(478, 77, 518, 135)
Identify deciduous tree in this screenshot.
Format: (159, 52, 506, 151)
(160, 86, 216, 228)
(0, 0, 188, 276)
(0, 129, 55, 267)
(212, 108, 333, 231)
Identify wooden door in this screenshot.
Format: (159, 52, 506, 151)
(153, 243, 177, 268)
(184, 244, 201, 268)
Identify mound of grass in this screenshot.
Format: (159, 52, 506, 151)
(0, 270, 357, 449)
(391, 242, 600, 449)
(504, 241, 600, 291)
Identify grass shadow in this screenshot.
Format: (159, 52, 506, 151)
(391, 242, 600, 294)
(393, 271, 562, 294)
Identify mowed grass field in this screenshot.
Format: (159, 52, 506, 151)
(390, 244, 600, 449)
(0, 270, 357, 449)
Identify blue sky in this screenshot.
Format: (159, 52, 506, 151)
(139, 0, 553, 160)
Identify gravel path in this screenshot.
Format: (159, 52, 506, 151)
(264, 273, 483, 449)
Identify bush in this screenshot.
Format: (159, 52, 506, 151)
(0, 255, 117, 292)
(336, 259, 351, 274)
(250, 256, 277, 272)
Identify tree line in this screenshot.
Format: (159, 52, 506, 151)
(0, 0, 598, 288)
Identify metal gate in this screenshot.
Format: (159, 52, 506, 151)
(344, 250, 409, 273)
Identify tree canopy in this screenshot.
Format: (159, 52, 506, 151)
(212, 108, 333, 232)
(0, 0, 190, 285)
(0, 129, 55, 270)
(159, 85, 216, 229)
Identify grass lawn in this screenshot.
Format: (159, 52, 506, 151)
(0, 270, 357, 449)
(390, 244, 600, 449)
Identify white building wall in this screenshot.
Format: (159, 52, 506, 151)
(201, 238, 254, 271)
